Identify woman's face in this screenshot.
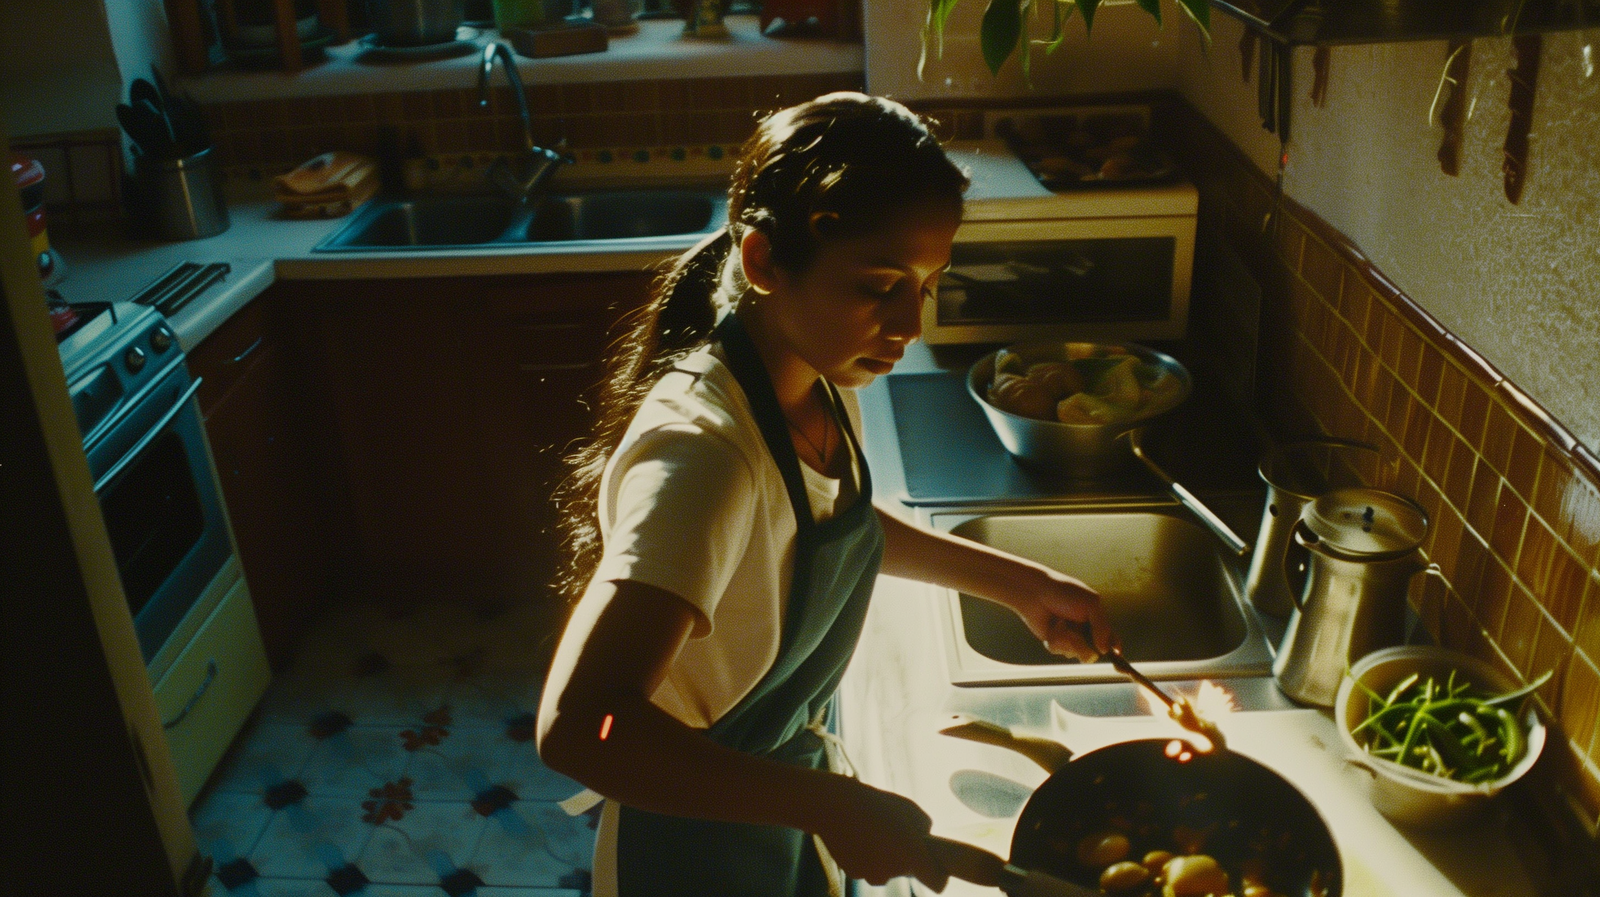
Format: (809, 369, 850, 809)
(753, 199, 960, 391)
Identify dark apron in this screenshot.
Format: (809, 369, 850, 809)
(616, 314, 885, 897)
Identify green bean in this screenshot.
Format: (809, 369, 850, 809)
(1496, 707, 1524, 767)
(1350, 666, 1544, 784)
(1384, 672, 1420, 706)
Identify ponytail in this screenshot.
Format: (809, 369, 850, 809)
(550, 226, 733, 609)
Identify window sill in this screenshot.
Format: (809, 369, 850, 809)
(179, 16, 863, 103)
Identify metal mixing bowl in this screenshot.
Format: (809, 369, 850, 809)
(967, 341, 1191, 478)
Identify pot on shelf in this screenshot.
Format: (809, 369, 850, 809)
(367, 0, 465, 46)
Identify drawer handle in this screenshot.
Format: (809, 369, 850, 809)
(226, 337, 264, 366)
(162, 659, 218, 729)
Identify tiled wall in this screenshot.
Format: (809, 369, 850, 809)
(1166, 102, 1600, 847)
(8, 129, 125, 226)
(201, 71, 863, 175)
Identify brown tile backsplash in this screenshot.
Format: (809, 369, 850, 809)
(202, 71, 864, 172)
(1170, 101, 1600, 837)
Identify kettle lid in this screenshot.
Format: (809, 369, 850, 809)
(1303, 487, 1428, 556)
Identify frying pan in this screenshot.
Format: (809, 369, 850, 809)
(942, 717, 1342, 897)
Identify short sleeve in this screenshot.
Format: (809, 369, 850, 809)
(595, 425, 758, 638)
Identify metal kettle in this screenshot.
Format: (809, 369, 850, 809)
(1272, 487, 1439, 706)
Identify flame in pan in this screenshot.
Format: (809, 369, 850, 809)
(1138, 680, 1237, 754)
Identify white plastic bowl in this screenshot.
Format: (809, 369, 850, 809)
(1334, 645, 1545, 829)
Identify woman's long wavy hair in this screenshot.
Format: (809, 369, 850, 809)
(550, 92, 969, 608)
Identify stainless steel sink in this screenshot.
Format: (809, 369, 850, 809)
(515, 190, 722, 242)
(314, 188, 726, 252)
(926, 499, 1276, 686)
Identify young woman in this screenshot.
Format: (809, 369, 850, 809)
(537, 92, 1116, 897)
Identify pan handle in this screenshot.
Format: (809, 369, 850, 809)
(938, 715, 1074, 773)
(1127, 429, 1250, 557)
(926, 836, 1102, 897)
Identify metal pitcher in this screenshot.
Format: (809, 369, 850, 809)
(1129, 435, 1378, 617)
(1273, 487, 1440, 707)
(1244, 438, 1379, 617)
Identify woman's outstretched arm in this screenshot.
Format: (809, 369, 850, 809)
(874, 505, 1116, 661)
(536, 578, 947, 889)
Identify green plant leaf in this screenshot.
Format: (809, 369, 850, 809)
(931, 0, 959, 42)
(1174, 0, 1209, 31)
(1078, 0, 1099, 31)
(981, 0, 1024, 75)
(1043, 0, 1074, 54)
(1133, 0, 1160, 23)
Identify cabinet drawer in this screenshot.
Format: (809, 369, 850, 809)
(152, 573, 271, 804)
(189, 298, 272, 414)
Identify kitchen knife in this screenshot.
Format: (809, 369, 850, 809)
(927, 835, 1101, 897)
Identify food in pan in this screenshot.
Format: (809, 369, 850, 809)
(1041, 794, 1323, 897)
(985, 344, 1185, 427)
(1348, 667, 1549, 784)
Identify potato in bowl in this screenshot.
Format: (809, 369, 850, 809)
(968, 341, 1191, 478)
(987, 342, 1188, 426)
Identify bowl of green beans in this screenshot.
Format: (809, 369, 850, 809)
(1335, 645, 1549, 829)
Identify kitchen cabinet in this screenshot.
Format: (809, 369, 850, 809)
(288, 270, 654, 633)
(190, 284, 336, 669)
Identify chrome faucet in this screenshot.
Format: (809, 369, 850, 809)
(478, 41, 570, 203)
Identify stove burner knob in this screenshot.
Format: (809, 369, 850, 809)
(125, 345, 147, 373)
(150, 326, 174, 354)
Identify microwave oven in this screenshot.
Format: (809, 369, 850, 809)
(928, 142, 1198, 346)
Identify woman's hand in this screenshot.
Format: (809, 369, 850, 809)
(1005, 566, 1116, 663)
(812, 778, 948, 890)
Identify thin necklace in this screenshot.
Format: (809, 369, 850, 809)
(786, 407, 833, 469)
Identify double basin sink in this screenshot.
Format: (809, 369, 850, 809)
(314, 187, 727, 252)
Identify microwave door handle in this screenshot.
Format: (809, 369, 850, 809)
(93, 376, 204, 494)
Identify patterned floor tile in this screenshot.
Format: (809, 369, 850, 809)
(492, 736, 587, 803)
(299, 726, 412, 799)
(446, 667, 545, 728)
(248, 797, 375, 880)
(404, 725, 514, 801)
(196, 597, 597, 895)
(209, 722, 322, 795)
(470, 800, 592, 888)
(262, 659, 456, 728)
(192, 791, 276, 861)
(252, 878, 342, 896)
(356, 801, 487, 885)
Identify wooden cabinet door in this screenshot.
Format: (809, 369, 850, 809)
(290, 271, 654, 612)
(194, 285, 335, 669)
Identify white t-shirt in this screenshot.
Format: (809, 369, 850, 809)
(582, 345, 863, 897)
(590, 344, 862, 729)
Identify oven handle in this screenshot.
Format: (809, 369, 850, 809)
(162, 659, 218, 729)
(94, 375, 204, 494)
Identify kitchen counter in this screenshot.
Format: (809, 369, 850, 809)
(48, 187, 709, 352)
(838, 348, 1545, 897)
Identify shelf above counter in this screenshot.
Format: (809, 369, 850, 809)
(1212, 0, 1600, 46)
(178, 17, 863, 103)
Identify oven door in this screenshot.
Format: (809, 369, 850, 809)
(82, 359, 232, 662)
(925, 216, 1195, 345)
